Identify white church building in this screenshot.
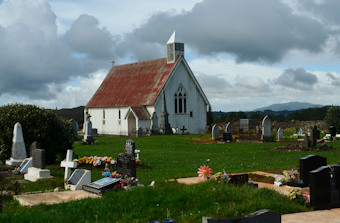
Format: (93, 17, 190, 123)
(85, 32, 210, 136)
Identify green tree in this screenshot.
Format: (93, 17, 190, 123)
(0, 104, 73, 164)
(207, 106, 214, 125)
(325, 106, 340, 131)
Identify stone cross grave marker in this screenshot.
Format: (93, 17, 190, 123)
(180, 125, 187, 134)
(212, 124, 219, 140)
(125, 139, 135, 158)
(261, 115, 272, 141)
(277, 127, 283, 141)
(61, 149, 78, 179)
(117, 153, 136, 178)
(6, 122, 27, 166)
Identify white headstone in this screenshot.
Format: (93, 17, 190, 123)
(277, 128, 283, 141)
(261, 115, 272, 138)
(84, 121, 92, 140)
(66, 169, 91, 191)
(212, 124, 219, 140)
(6, 122, 27, 166)
(61, 149, 78, 179)
(19, 157, 32, 174)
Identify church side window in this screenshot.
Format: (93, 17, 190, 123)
(119, 110, 121, 119)
(103, 110, 105, 119)
(175, 86, 187, 114)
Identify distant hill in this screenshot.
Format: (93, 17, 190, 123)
(53, 106, 85, 124)
(254, 102, 323, 112)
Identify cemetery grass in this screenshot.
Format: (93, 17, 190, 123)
(2, 134, 340, 222)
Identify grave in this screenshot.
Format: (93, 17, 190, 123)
(124, 139, 135, 157)
(6, 122, 27, 166)
(300, 154, 327, 187)
(151, 112, 159, 134)
(61, 149, 78, 180)
(65, 169, 91, 191)
(229, 174, 249, 185)
(24, 148, 53, 182)
(310, 166, 331, 210)
(202, 209, 281, 223)
(211, 124, 219, 140)
(137, 127, 143, 137)
(277, 127, 283, 141)
(83, 119, 94, 144)
(302, 133, 311, 149)
(29, 141, 41, 157)
(180, 125, 187, 134)
(83, 177, 121, 195)
(18, 157, 32, 174)
(117, 153, 136, 178)
(261, 115, 273, 142)
(310, 125, 320, 147)
(70, 119, 79, 139)
(223, 122, 232, 141)
(330, 126, 337, 141)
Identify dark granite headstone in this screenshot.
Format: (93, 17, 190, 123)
(230, 174, 249, 185)
(29, 141, 41, 157)
(125, 139, 135, 157)
(70, 119, 78, 139)
(310, 125, 320, 147)
(32, 149, 45, 169)
(330, 126, 337, 140)
(300, 155, 327, 187)
(223, 133, 232, 141)
(117, 153, 136, 178)
(310, 166, 331, 210)
(202, 209, 281, 223)
(330, 166, 340, 204)
(69, 169, 85, 185)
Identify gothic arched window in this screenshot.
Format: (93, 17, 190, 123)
(175, 86, 187, 114)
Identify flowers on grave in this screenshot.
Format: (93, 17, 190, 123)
(214, 169, 229, 183)
(109, 172, 122, 179)
(75, 156, 116, 167)
(282, 169, 300, 183)
(289, 188, 310, 207)
(197, 165, 213, 179)
(108, 173, 139, 190)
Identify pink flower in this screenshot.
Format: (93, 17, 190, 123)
(197, 165, 212, 179)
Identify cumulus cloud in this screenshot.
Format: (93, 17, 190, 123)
(0, 0, 116, 100)
(275, 68, 318, 90)
(234, 76, 271, 94)
(120, 0, 328, 63)
(327, 73, 340, 86)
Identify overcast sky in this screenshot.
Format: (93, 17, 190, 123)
(0, 0, 340, 112)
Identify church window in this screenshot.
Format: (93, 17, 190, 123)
(119, 110, 121, 119)
(103, 110, 105, 119)
(174, 86, 187, 114)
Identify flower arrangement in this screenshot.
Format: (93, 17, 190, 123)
(289, 188, 310, 207)
(75, 156, 116, 167)
(214, 169, 229, 183)
(282, 169, 300, 183)
(197, 165, 213, 179)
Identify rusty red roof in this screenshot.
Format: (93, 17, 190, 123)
(86, 57, 180, 108)
(130, 106, 150, 120)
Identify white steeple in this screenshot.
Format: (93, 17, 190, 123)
(167, 31, 184, 64)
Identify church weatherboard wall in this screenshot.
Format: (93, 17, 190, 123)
(85, 32, 210, 136)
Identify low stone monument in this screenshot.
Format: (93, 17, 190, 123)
(65, 169, 91, 191)
(24, 149, 53, 182)
(61, 149, 78, 180)
(212, 124, 219, 140)
(6, 122, 27, 166)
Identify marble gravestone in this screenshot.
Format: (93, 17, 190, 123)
(83, 120, 94, 144)
(261, 115, 272, 142)
(223, 122, 232, 141)
(277, 127, 283, 141)
(212, 124, 219, 141)
(6, 122, 27, 166)
(125, 139, 135, 157)
(66, 169, 91, 191)
(24, 148, 53, 182)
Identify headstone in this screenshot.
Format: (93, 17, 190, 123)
(83, 120, 94, 144)
(330, 126, 337, 141)
(310, 125, 320, 147)
(330, 165, 340, 204)
(70, 119, 78, 139)
(180, 125, 187, 134)
(125, 139, 135, 157)
(66, 169, 91, 191)
(310, 166, 331, 210)
(6, 122, 27, 166)
(277, 127, 283, 141)
(202, 209, 281, 223)
(29, 141, 41, 157)
(24, 148, 53, 182)
(299, 128, 303, 135)
(151, 112, 159, 134)
(223, 122, 232, 141)
(18, 157, 32, 174)
(117, 153, 136, 178)
(300, 154, 327, 187)
(60, 149, 78, 179)
(137, 127, 143, 137)
(229, 174, 249, 185)
(83, 177, 120, 195)
(302, 133, 311, 149)
(212, 124, 219, 140)
(261, 115, 272, 142)
(32, 149, 45, 169)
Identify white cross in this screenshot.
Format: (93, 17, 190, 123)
(60, 149, 77, 179)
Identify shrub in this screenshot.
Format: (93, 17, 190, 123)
(0, 104, 73, 164)
(325, 106, 340, 131)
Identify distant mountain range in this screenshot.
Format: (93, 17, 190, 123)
(254, 102, 323, 112)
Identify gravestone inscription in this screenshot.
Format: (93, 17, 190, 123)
(32, 149, 45, 169)
(117, 153, 136, 178)
(125, 139, 135, 157)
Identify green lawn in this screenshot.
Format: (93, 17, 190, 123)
(1, 135, 340, 222)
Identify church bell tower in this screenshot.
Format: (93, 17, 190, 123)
(167, 31, 184, 64)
